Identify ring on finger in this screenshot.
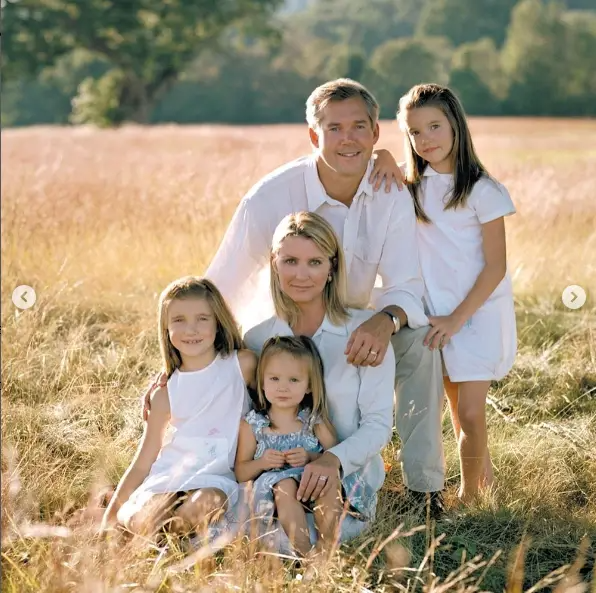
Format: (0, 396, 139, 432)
(318, 476, 328, 482)
(369, 350, 378, 358)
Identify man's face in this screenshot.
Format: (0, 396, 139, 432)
(309, 97, 379, 179)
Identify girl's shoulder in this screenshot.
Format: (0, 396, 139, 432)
(237, 349, 258, 383)
(244, 409, 270, 433)
(470, 175, 515, 223)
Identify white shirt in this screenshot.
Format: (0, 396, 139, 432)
(206, 155, 427, 331)
(243, 309, 395, 491)
(417, 167, 517, 381)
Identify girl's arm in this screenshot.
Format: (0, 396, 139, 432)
(234, 419, 266, 483)
(309, 422, 338, 462)
(424, 218, 508, 349)
(101, 386, 170, 529)
(370, 149, 406, 192)
(238, 349, 258, 391)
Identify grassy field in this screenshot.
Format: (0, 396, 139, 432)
(1, 118, 596, 592)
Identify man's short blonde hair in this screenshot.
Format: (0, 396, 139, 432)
(305, 78, 380, 129)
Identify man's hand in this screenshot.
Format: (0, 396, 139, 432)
(297, 452, 341, 502)
(424, 315, 465, 350)
(141, 371, 168, 421)
(260, 449, 286, 470)
(285, 447, 309, 468)
(345, 312, 394, 367)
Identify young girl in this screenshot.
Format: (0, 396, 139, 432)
(372, 83, 517, 503)
(235, 335, 338, 557)
(101, 276, 257, 537)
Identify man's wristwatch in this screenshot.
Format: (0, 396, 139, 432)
(381, 310, 401, 335)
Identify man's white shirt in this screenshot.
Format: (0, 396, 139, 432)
(206, 155, 428, 331)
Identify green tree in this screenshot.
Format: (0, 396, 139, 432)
(365, 37, 446, 118)
(417, 0, 518, 47)
(449, 38, 503, 114)
(501, 0, 569, 115)
(1, 0, 282, 124)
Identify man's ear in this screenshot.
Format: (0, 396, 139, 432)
(309, 126, 320, 149)
(372, 121, 380, 145)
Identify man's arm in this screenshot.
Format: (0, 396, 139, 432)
(205, 193, 273, 327)
(372, 189, 428, 329)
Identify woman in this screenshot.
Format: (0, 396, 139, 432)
(243, 211, 395, 551)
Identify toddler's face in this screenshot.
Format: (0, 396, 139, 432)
(167, 297, 217, 358)
(262, 352, 310, 410)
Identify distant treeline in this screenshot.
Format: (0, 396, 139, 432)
(2, 0, 595, 127)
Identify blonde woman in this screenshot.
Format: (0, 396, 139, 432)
(101, 277, 256, 538)
(243, 212, 395, 550)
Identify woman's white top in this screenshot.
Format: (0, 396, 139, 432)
(417, 166, 517, 381)
(244, 308, 395, 494)
(120, 352, 249, 514)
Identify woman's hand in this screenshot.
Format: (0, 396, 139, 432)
(370, 149, 406, 192)
(260, 449, 286, 470)
(285, 447, 309, 468)
(297, 452, 341, 502)
(141, 371, 168, 421)
(424, 315, 465, 350)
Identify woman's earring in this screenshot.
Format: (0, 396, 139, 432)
(327, 274, 332, 282)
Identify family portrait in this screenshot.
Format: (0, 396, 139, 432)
(2, 1, 595, 591)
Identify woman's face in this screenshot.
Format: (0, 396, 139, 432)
(273, 235, 332, 306)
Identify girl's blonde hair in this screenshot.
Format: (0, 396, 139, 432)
(270, 211, 349, 326)
(158, 276, 243, 377)
(257, 335, 335, 435)
(397, 83, 488, 223)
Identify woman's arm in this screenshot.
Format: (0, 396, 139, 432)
(326, 348, 395, 478)
(234, 420, 266, 483)
(238, 349, 258, 391)
(101, 386, 170, 529)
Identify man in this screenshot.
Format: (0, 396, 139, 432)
(205, 78, 445, 514)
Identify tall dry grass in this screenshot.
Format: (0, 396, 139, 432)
(1, 119, 596, 592)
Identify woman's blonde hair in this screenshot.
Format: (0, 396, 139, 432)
(158, 276, 243, 377)
(270, 211, 349, 326)
(256, 335, 335, 435)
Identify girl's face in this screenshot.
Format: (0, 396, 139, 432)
(274, 235, 332, 306)
(262, 352, 310, 410)
(167, 297, 217, 359)
(403, 106, 455, 174)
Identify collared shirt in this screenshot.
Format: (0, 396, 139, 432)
(243, 309, 395, 493)
(206, 154, 428, 331)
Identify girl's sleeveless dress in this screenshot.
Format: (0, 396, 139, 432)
(117, 352, 249, 525)
(246, 409, 376, 522)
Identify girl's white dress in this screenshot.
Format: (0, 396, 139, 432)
(117, 352, 249, 523)
(417, 166, 517, 382)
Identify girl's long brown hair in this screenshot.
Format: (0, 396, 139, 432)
(158, 276, 243, 377)
(397, 83, 488, 223)
(256, 335, 335, 436)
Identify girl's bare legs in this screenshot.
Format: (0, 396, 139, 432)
(273, 479, 312, 557)
(313, 483, 343, 553)
(122, 493, 179, 537)
(171, 488, 228, 535)
(444, 378, 493, 500)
